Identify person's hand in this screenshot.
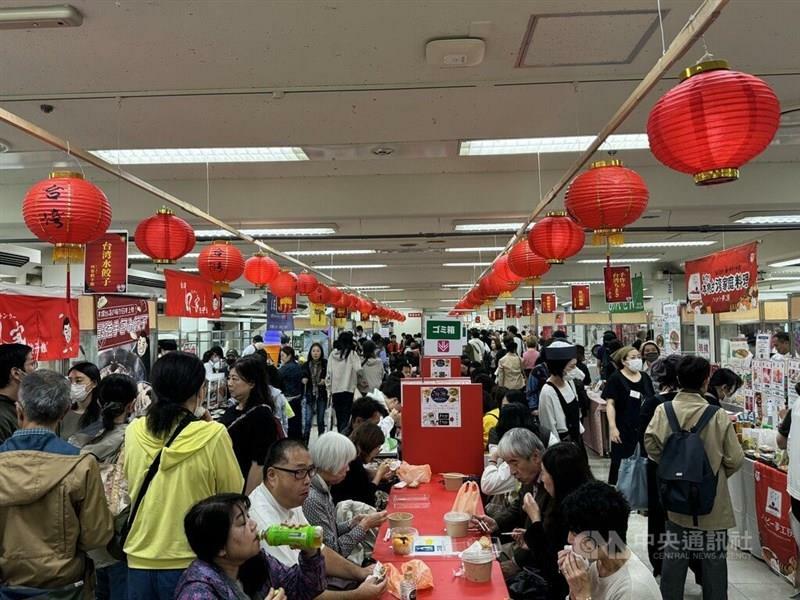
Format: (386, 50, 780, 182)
(360, 510, 388, 530)
(489, 446, 499, 461)
(609, 426, 621, 444)
(522, 492, 540, 523)
(510, 527, 528, 549)
(265, 588, 286, 600)
(354, 576, 388, 599)
(779, 406, 789, 421)
(373, 462, 391, 484)
(350, 514, 366, 528)
(559, 550, 591, 600)
(201, 409, 212, 422)
(470, 514, 498, 533)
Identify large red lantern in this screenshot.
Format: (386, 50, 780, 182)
(307, 283, 332, 305)
(198, 241, 245, 290)
(328, 286, 344, 307)
(243, 253, 279, 288)
(478, 275, 503, 300)
(357, 298, 373, 317)
(134, 207, 195, 264)
(346, 294, 360, 311)
(494, 254, 523, 284)
(487, 267, 519, 297)
(270, 270, 298, 312)
(647, 60, 780, 185)
(297, 271, 319, 295)
(565, 160, 649, 246)
(528, 212, 585, 264)
(507, 240, 551, 281)
(23, 171, 112, 262)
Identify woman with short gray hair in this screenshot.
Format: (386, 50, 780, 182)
(303, 432, 388, 561)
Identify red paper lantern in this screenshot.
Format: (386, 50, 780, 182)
(494, 254, 523, 284)
(358, 298, 373, 316)
(507, 240, 551, 281)
(647, 60, 780, 185)
(269, 269, 298, 299)
(328, 286, 344, 307)
(487, 267, 520, 297)
(134, 207, 195, 264)
(528, 212, 585, 264)
(565, 160, 649, 245)
(346, 294, 360, 311)
(198, 241, 245, 289)
(243, 253, 279, 288)
(307, 283, 332, 305)
(297, 271, 319, 295)
(23, 171, 112, 262)
(478, 275, 503, 300)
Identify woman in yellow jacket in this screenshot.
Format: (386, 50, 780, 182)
(124, 352, 244, 600)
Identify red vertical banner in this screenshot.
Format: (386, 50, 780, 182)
(495, 307, 504, 320)
(604, 265, 632, 303)
(334, 307, 348, 320)
(541, 293, 557, 313)
(84, 230, 128, 294)
(754, 462, 798, 583)
(0, 294, 79, 360)
(521, 299, 534, 316)
(571, 285, 591, 311)
(505, 303, 517, 318)
(165, 269, 222, 318)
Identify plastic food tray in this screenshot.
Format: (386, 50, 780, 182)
(392, 493, 431, 509)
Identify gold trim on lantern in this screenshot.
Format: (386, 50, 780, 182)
(546, 258, 565, 265)
(211, 239, 232, 245)
(53, 243, 85, 263)
(679, 59, 729, 81)
(693, 167, 739, 185)
(157, 206, 174, 216)
(524, 277, 541, 286)
(152, 258, 176, 265)
(499, 291, 511, 298)
(49, 170, 83, 180)
(213, 283, 231, 293)
(591, 229, 624, 246)
(545, 211, 568, 218)
(591, 160, 623, 169)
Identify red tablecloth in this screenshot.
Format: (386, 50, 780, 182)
(375, 481, 510, 599)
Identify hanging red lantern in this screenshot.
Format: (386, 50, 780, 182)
(134, 207, 195, 264)
(307, 283, 332, 305)
(478, 275, 503, 301)
(328, 286, 344, 307)
(487, 267, 519, 297)
(346, 294, 360, 311)
(23, 171, 112, 262)
(297, 271, 319, 295)
(494, 254, 523, 284)
(269, 270, 298, 312)
(358, 298, 373, 316)
(243, 253, 279, 288)
(198, 241, 245, 290)
(565, 160, 649, 246)
(507, 240, 551, 281)
(528, 212, 585, 264)
(647, 60, 780, 185)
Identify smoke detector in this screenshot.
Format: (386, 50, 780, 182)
(425, 38, 485, 67)
(371, 146, 394, 156)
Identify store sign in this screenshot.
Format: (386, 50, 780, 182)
(0, 294, 79, 360)
(754, 462, 798, 583)
(96, 295, 149, 351)
(505, 303, 517, 318)
(685, 242, 758, 314)
(334, 307, 349, 320)
(604, 266, 632, 303)
(521, 299, 534, 317)
(571, 285, 591, 311)
(309, 302, 327, 328)
(609, 275, 645, 314)
(165, 269, 222, 318)
(266, 293, 294, 332)
(84, 230, 128, 294)
(540, 293, 557, 313)
(423, 316, 464, 356)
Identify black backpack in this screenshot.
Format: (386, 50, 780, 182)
(656, 402, 720, 525)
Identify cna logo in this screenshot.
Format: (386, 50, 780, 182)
(437, 340, 450, 352)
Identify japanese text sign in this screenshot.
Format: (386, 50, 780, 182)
(685, 242, 758, 314)
(505, 303, 517, 318)
(521, 299, 534, 317)
(540, 293, 557, 313)
(426, 319, 460, 340)
(0, 294, 79, 360)
(609, 275, 645, 314)
(604, 266, 632, 303)
(165, 269, 222, 318)
(96, 295, 150, 351)
(84, 230, 128, 294)
(754, 462, 798, 583)
(571, 285, 591, 311)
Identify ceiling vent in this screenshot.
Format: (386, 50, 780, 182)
(426, 38, 485, 67)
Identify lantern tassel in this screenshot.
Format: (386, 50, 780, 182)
(53, 243, 85, 264)
(591, 230, 624, 246)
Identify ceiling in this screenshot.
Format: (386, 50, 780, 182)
(1, 0, 800, 312)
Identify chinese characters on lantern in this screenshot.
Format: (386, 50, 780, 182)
(604, 266, 633, 303)
(84, 231, 128, 294)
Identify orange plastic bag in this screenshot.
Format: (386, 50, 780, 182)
(384, 559, 434, 598)
(451, 481, 480, 515)
(397, 461, 432, 485)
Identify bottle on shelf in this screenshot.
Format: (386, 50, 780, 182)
(258, 525, 323, 549)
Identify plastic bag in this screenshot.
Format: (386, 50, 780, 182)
(384, 559, 434, 599)
(617, 443, 648, 510)
(451, 481, 480, 515)
(397, 462, 432, 485)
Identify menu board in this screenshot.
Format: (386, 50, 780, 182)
(431, 358, 451, 378)
(420, 386, 461, 428)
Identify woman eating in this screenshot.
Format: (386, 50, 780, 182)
(331, 422, 392, 509)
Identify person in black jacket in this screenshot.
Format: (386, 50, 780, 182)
(278, 346, 304, 439)
(704, 368, 743, 407)
(330, 422, 391, 508)
(300, 343, 327, 442)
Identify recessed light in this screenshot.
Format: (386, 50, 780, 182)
(561, 280, 604, 285)
(441, 284, 474, 288)
(443, 262, 493, 267)
(371, 146, 395, 156)
(577, 258, 660, 264)
(90, 147, 309, 164)
(444, 246, 506, 253)
(769, 257, 800, 268)
(459, 134, 649, 156)
(129, 253, 200, 261)
(619, 241, 715, 248)
(454, 222, 531, 232)
(284, 249, 376, 256)
(195, 227, 336, 238)
(312, 264, 387, 270)
(732, 212, 800, 225)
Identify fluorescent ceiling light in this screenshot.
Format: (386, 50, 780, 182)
(445, 246, 506, 253)
(352, 285, 391, 290)
(762, 277, 800, 282)
(313, 264, 387, 270)
(733, 214, 800, 225)
(91, 147, 308, 164)
(181, 268, 199, 272)
(577, 258, 660, 264)
(360, 288, 405, 292)
(196, 227, 335, 238)
(443, 262, 492, 267)
(285, 249, 376, 256)
(441, 284, 474, 289)
(562, 302, 573, 307)
(643, 295, 654, 300)
(769, 257, 800, 268)
(381, 300, 407, 304)
(454, 223, 530, 232)
(620, 241, 715, 248)
(459, 134, 649, 156)
(561, 280, 604, 285)
(129, 253, 200, 261)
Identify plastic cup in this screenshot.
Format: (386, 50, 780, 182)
(391, 527, 417, 556)
(443, 472, 465, 491)
(387, 512, 413, 530)
(444, 511, 471, 537)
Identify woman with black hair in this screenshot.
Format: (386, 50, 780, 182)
(537, 342, 584, 447)
(487, 402, 536, 447)
(357, 340, 385, 395)
(325, 331, 361, 433)
(175, 493, 325, 600)
(61, 362, 102, 440)
(203, 345, 228, 378)
(301, 342, 328, 441)
(497, 338, 526, 391)
(331, 422, 390, 508)
(222, 357, 282, 494)
(279, 346, 304, 440)
(705, 367, 743, 407)
(124, 352, 244, 600)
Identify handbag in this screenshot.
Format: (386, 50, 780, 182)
(101, 443, 131, 561)
(617, 443, 648, 510)
(507, 567, 549, 600)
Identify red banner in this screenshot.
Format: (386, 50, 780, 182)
(521, 299, 534, 317)
(505, 303, 517, 318)
(754, 462, 797, 583)
(84, 231, 128, 294)
(540, 293, 557, 313)
(96, 295, 150, 351)
(0, 294, 79, 360)
(604, 266, 632, 303)
(165, 269, 222, 318)
(571, 285, 591, 311)
(685, 242, 758, 314)
(334, 307, 349, 320)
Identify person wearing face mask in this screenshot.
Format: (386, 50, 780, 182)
(0, 343, 36, 443)
(61, 361, 102, 441)
(704, 367, 743, 408)
(123, 352, 244, 600)
(602, 346, 655, 485)
(640, 341, 661, 373)
(537, 341, 586, 449)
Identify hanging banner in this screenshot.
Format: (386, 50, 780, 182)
(309, 302, 327, 328)
(266, 293, 294, 331)
(521, 299, 534, 317)
(540, 293, 557, 313)
(604, 266, 632, 303)
(95, 295, 151, 382)
(754, 462, 798, 583)
(571, 285, 591, 311)
(660, 303, 681, 355)
(276, 296, 296, 314)
(84, 230, 128, 294)
(0, 294, 79, 360)
(165, 269, 222, 318)
(505, 303, 517, 318)
(685, 242, 758, 314)
(334, 307, 348, 320)
(609, 275, 645, 314)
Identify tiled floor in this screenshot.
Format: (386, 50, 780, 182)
(587, 453, 798, 599)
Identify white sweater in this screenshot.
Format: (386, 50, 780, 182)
(325, 350, 362, 395)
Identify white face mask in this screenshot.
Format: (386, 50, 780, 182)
(194, 397, 206, 418)
(565, 368, 583, 381)
(70, 383, 88, 402)
(626, 358, 644, 372)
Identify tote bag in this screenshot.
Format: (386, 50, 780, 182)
(617, 443, 648, 510)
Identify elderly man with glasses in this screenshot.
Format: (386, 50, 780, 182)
(249, 438, 387, 600)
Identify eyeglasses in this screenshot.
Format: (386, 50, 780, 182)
(272, 466, 317, 481)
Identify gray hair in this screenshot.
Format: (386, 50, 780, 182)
(310, 431, 357, 473)
(19, 369, 70, 424)
(497, 427, 545, 461)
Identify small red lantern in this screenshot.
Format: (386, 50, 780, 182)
(297, 271, 319, 296)
(328, 286, 344, 307)
(647, 60, 780, 185)
(270, 270, 298, 312)
(565, 160, 648, 246)
(358, 298, 372, 316)
(507, 240, 551, 281)
(528, 212, 585, 264)
(346, 294, 360, 311)
(494, 254, 523, 284)
(23, 171, 112, 262)
(198, 241, 245, 290)
(487, 267, 519, 297)
(243, 253, 279, 288)
(478, 275, 503, 301)
(134, 207, 195, 264)
(307, 283, 332, 305)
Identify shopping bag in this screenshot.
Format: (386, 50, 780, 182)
(384, 560, 434, 599)
(617, 443, 648, 510)
(397, 462, 432, 485)
(451, 481, 480, 515)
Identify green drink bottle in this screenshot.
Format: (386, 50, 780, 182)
(258, 525, 323, 549)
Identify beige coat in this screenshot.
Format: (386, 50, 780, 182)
(644, 391, 744, 531)
(497, 352, 526, 390)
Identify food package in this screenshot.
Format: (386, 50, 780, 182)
(384, 559, 434, 599)
(397, 462, 432, 485)
(451, 480, 480, 515)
